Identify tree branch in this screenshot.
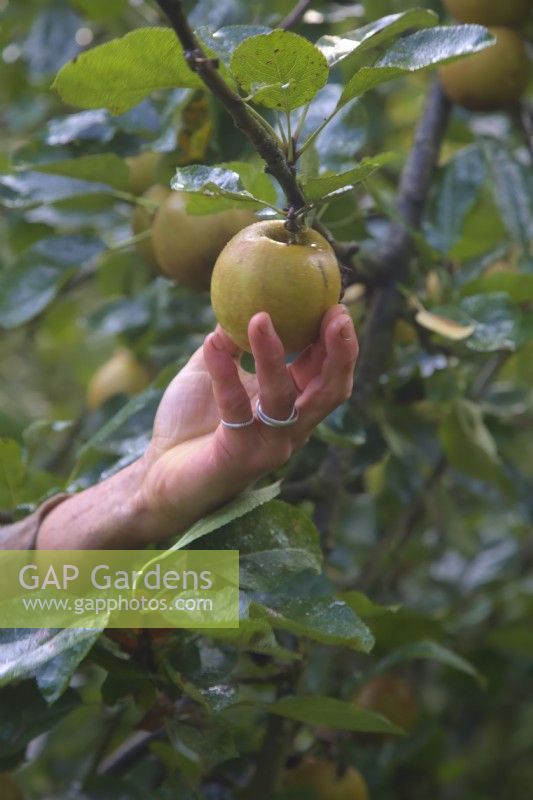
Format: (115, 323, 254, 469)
(353, 80, 451, 406)
(280, 0, 312, 30)
(152, 0, 306, 210)
(311, 81, 450, 544)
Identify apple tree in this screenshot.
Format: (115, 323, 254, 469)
(0, 1, 532, 798)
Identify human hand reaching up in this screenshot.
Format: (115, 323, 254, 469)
(37, 306, 357, 549)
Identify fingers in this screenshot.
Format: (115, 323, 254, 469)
(203, 331, 253, 426)
(319, 311, 359, 398)
(183, 325, 241, 374)
(248, 312, 298, 423)
(289, 304, 347, 391)
(296, 310, 359, 429)
(213, 325, 242, 360)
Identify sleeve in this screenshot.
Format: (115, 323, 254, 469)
(0, 494, 71, 550)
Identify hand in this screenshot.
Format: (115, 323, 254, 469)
(134, 304, 358, 542)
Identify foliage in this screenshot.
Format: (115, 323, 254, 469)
(0, 0, 532, 798)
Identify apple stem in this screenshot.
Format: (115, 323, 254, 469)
(285, 206, 305, 244)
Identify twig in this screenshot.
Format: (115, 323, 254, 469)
(280, 0, 312, 30)
(513, 102, 533, 164)
(152, 0, 306, 211)
(470, 352, 510, 400)
(83, 705, 128, 785)
(245, 635, 304, 800)
(246, 714, 296, 800)
(99, 728, 165, 775)
(312, 448, 350, 554)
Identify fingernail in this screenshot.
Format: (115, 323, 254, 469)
(211, 333, 224, 351)
(340, 320, 353, 340)
(258, 314, 272, 335)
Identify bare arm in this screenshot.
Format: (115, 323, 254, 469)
(32, 308, 357, 550)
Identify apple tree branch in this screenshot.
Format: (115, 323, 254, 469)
(152, 0, 307, 211)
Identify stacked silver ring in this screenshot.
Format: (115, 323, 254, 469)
(221, 399, 299, 429)
(255, 399, 298, 428)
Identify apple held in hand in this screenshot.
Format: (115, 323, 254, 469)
(211, 220, 342, 353)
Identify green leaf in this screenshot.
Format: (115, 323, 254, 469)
(0, 682, 80, 765)
(461, 272, 533, 303)
(205, 619, 299, 660)
(230, 30, 328, 111)
(488, 622, 533, 657)
(0, 628, 101, 698)
(424, 145, 487, 255)
(449, 189, 507, 261)
(375, 639, 482, 682)
(195, 500, 322, 591)
(35, 633, 101, 704)
(341, 591, 400, 620)
(250, 596, 374, 652)
(461, 293, 525, 352)
(338, 25, 494, 107)
(23, 4, 82, 78)
(485, 142, 533, 253)
(87, 296, 153, 335)
(52, 28, 203, 114)
(263, 696, 404, 735)
(0, 236, 105, 330)
(439, 401, 511, 491)
(172, 162, 277, 213)
(196, 24, 271, 67)
(304, 153, 396, 203)
(370, 609, 445, 649)
(0, 171, 114, 209)
(299, 85, 368, 173)
(136, 483, 282, 586)
(427, 293, 525, 352)
(317, 8, 438, 68)
(0, 440, 25, 508)
(31, 154, 130, 191)
(69, 0, 129, 23)
(168, 718, 238, 771)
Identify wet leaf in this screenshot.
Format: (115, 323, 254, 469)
(339, 25, 494, 107)
(231, 30, 328, 110)
(250, 596, 374, 651)
(317, 8, 438, 68)
(304, 153, 396, 202)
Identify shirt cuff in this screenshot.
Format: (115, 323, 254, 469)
(0, 494, 71, 551)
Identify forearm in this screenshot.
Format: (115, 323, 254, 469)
(37, 459, 152, 549)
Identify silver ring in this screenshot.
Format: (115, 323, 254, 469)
(220, 415, 255, 429)
(255, 399, 299, 428)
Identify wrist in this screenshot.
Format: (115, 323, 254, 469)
(38, 459, 153, 549)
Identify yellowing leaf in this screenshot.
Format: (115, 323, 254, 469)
(415, 309, 475, 340)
